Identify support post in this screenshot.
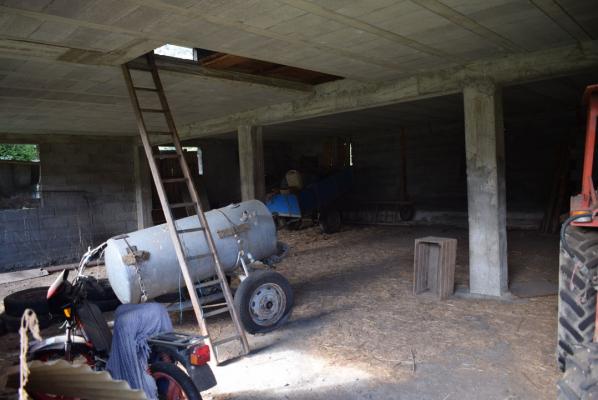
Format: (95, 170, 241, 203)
(237, 125, 265, 201)
(133, 142, 153, 229)
(463, 79, 508, 296)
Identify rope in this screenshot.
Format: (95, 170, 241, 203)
(19, 309, 42, 400)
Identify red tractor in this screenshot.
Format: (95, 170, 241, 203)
(557, 84, 598, 397)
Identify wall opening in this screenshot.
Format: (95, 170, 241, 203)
(0, 144, 41, 209)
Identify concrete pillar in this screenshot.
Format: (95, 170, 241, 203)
(133, 143, 153, 229)
(237, 125, 265, 201)
(463, 79, 508, 297)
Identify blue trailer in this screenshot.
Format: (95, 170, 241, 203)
(266, 169, 352, 233)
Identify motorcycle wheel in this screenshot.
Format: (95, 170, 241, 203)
(151, 361, 202, 400)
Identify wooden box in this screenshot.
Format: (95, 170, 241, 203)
(413, 237, 457, 300)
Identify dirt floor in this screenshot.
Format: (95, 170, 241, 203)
(0, 225, 560, 399)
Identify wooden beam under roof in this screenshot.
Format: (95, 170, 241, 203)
(127, 55, 314, 93)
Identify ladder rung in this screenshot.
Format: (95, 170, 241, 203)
(140, 108, 165, 113)
(153, 153, 179, 159)
(162, 177, 187, 184)
(203, 306, 229, 318)
(212, 335, 241, 348)
(176, 227, 205, 234)
(186, 253, 211, 261)
(134, 86, 158, 92)
(197, 279, 220, 288)
(148, 131, 172, 136)
(127, 66, 151, 72)
(170, 202, 196, 209)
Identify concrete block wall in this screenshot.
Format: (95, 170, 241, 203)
(0, 137, 138, 271)
(349, 114, 573, 227)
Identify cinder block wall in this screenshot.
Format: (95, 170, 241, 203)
(0, 137, 138, 271)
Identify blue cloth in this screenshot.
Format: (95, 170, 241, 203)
(107, 303, 173, 400)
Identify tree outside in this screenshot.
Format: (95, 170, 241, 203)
(0, 144, 39, 162)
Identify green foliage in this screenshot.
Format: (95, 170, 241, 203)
(0, 144, 39, 162)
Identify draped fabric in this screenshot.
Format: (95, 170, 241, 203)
(106, 303, 173, 400)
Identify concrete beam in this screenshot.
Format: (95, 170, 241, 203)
(237, 125, 265, 201)
(463, 79, 507, 297)
(128, 55, 313, 93)
(180, 40, 598, 138)
(0, 133, 135, 143)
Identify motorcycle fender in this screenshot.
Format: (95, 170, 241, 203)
(29, 335, 87, 354)
(188, 364, 217, 392)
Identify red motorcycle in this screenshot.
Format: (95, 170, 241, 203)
(27, 244, 216, 400)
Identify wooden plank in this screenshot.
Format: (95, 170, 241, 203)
(0, 268, 48, 285)
(43, 261, 103, 274)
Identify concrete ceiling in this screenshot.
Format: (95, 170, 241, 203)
(0, 0, 597, 136)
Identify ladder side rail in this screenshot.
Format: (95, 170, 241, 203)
(144, 55, 250, 355)
(121, 64, 210, 339)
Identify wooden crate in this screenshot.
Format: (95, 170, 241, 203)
(413, 237, 457, 300)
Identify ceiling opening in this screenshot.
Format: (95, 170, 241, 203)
(154, 44, 195, 60)
(152, 44, 342, 85)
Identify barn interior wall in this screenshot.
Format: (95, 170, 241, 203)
(0, 137, 138, 271)
(187, 111, 573, 229)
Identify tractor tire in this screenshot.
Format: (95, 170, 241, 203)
(558, 226, 598, 371)
(557, 343, 598, 399)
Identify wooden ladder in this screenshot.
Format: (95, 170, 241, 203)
(121, 53, 250, 364)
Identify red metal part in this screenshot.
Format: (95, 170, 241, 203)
(571, 85, 598, 227)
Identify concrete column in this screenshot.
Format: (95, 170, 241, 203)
(463, 79, 508, 297)
(237, 125, 265, 201)
(133, 143, 153, 229)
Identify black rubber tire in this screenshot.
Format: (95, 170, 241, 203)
(1, 311, 51, 333)
(557, 343, 598, 399)
(151, 361, 202, 400)
(92, 298, 121, 312)
(4, 287, 50, 317)
(558, 226, 598, 371)
(399, 205, 415, 221)
(87, 279, 118, 301)
(319, 209, 341, 234)
(234, 270, 293, 334)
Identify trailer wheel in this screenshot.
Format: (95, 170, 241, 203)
(320, 209, 341, 234)
(234, 270, 293, 334)
(557, 343, 598, 399)
(558, 226, 598, 371)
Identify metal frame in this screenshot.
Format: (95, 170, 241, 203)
(571, 84, 598, 227)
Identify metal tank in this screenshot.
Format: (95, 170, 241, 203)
(104, 200, 277, 304)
